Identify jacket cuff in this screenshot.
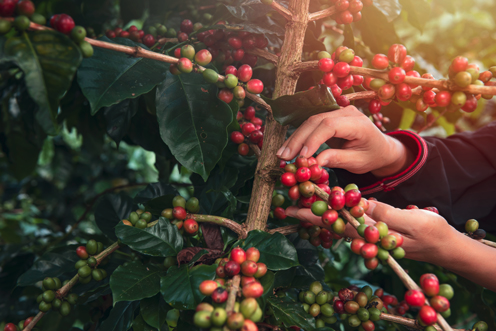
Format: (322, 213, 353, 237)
(360, 130, 428, 195)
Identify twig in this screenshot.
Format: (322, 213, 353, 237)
(308, 5, 337, 22)
(290, 62, 496, 96)
(333, 238, 344, 251)
(267, 224, 299, 235)
(5, 19, 273, 113)
(380, 313, 467, 331)
(226, 275, 241, 313)
(479, 239, 496, 249)
(270, 1, 293, 20)
(248, 143, 262, 158)
(246, 92, 272, 113)
(312, 184, 454, 331)
(417, 108, 448, 133)
(246, 48, 279, 65)
(157, 37, 179, 44)
(23, 242, 120, 331)
(189, 214, 247, 238)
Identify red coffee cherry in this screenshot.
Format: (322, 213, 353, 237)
(349, 55, 363, 67)
(143, 34, 156, 48)
(231, 247, 247, 264)
(199, 280, 219, 296)
(329, 191, 345, 210)
(334, 300, 345, 314)
(404, 289, 425, 307)
(322, 209, 339, 225)
(318, 58, 335, 72)
(216, 265, 226, 278)
(406, 70, 421, 88)
(274, 207, 287, 220)
(368, 99, 382, 114)
(244, 106, 256, 120)
(195, 49, 212, 66)
(360, 243, 378, 259)
(364, 226, 380, 243)
(323, 72, 338, 87)
(118, 30, 130, 38)
(350, 238, 366, 255)
(288, 185, 300, 200)
(241, 276, 256, 287)
(422, 277, 440, 297)
(387, 44, 407, 64)
(211, 287, 229, 303)
(184, 219, 199, 234)
(106, 30, 116, 38)
(388, 67, 406, 84)
(23, 317, 34, 328)
(17, 0, 35, 17)
(246, 79, 264, 94)
(395, 83, 412, 101)
(451, 56, 468, 73)
(76, 246, 89, 259)
(246, 247, 260, 263)
(242, 281, 264, 298)
(281, 172, 297, 187)
(254, 262, 267, 278)
(295, 167, 311, 182)
(401, 55, 415, 71)
(333, 62, 351, 78)
(461, 94, 477, 113)
(378, 84, 395, 100)
(0, 0, 17, 16)
(344, 189, 361, 207)
(435, 91, 452, 107)
(242, 122, 256, 137)
(180, 19, 193, 33)
(3, 323, 17, 331)
(372, 54, 389, 69)
(419, 305, 437, 326)
(230, 131, 245, 144)
(54, 14, 75, 34)
(237, 64, 253, 82)
(173, 206, 187, 220)
(364, 257, 379, 270)
(336, 95, 350, 107)
(238, 143, 250, 156)
(299, 195, 317, 208)
(241, 260, 259, 277)
(225, 261, 241, 277)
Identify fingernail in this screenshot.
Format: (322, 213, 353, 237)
(281, 147, 291, 159)
(276, 147, 285, 157)
(300, 146, 308, 157)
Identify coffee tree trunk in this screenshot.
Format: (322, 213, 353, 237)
(245, 0, 310, 231)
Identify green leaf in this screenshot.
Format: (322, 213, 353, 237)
(100, 300, 139, 331)
(17, 249, 79, 287)
(3, 31, 82, 134)
(103, 98, 139, 145)
(132, 314, 157, 331)
(77, 37, 169, 114)
(160, 264, 217, 310)
(133, 182, 180, 215)
(398, 108, 416, 130)
(109, 261, 161, 304)
(239, 231, 299, 271)
(399, 0, 431, 33)
(156, 71, 233, 180)
(94, 192, 135, 241)
(268, 85, 339, 127)
(268, 296, 316, 330)
(288, 234, 325, 288)
(115, 217, 183, 257)
(140, 294, 171, 329)
(355, 6, 400, 54)
(373, 0, 402, 21)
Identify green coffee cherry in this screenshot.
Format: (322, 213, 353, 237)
(75, 260, 88, 269)
(473, 321, 488, 331)
(43, 290, 55, 303)
(315, 318, 325, 328)
(211, 307, 227, 326)
(348, 314, 361, 327)
(67, 293, 78, 305)
(43, 277, 56, 290)
(357, 307, 369, 321)
(129, 211, 139, 225)
(316, 291, 328, 305)
(136, 219, 147, 229)
(31, 13, 46, 25)
(0, 20, 12, 35)
(92, 269, 104, 281)
(161, 208, 173, 219)
(172, 195, 186, 208)
(79, 41, 94, 58)
(60, 301, 72, 316)
(250, 306, 263, 322)
(186, 197, 200, 213)
(181, 45, 196, 61)
(86, 240, 98, 255)
(78, 265, 92, 278)
(14, 15, 30, 31)
(194, 310, 212, 328)
(321, 303, 334, 316)
(97, 242, 104, 254)
(368, 307, 381, 321)
(79, 275, 92, 284)
(303, 291, 316, 304)
(52, 298, 62, 310)
(309, 281, 323, 295)
(240, 298, 258, 318)
(87, 257, 97, 267)
(71, 26, 87, 43)
(141, 211, 152, 222)
(39, 301, 52, 312)
(465, 219, 479, 233)
(439, 284, 454, 300)
(203, 69, 219, 83)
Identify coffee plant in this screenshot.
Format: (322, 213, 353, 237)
(1, 0, 496, 331)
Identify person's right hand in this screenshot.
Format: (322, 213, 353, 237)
(276, 106, 411, 177)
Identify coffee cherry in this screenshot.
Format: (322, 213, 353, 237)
(361, 243, 378, 259)
(364, 226, 380, 244)
(387, 44, 407, 64)
(225, 260, 241, 277)
(472, 229, 486, 240)
(199, 280, 218, 296)
(79, 41, 94, 58)
(54, 14, 75, 34)
(372, 54, 389, 69)
(184, 219, 199, 235)
(395, 83, 412, 101)
(203, 68, 219, 83)
(461, 94, 477, 113)
(194, 310, 212, 328)
(320, 209, 338, 226)
(435, 91, 451, 107)
(329, 191, 345, 210)
(419, 305, 437, 325)
(246, 79, 264, 94)
(13, 15, 30, 31)
(245, 247, 260, 263)
(454, 71, 472, 88)
(388, 67, 406, 84)
(177, 58, 193, 74)
(216, 265, 226, 278)
(391, 246, 405, 259)
(318, 58, 335, 72)
(4, 323, 17, 331)
(249, 130, 263, 143)
(211, 287, 228, 304)
(344, 189, 361, 207)
(272, 193, 285, 207)
(310, 201, 327, 216)
(241, 260, 258, 277)
(337, 75, 354, 90)
(237, 64, 253, 82)
(416, 100, 428, 114)
(274, 207, 286, 219)
(231, 247, 247, 264)
(380, 234, 397, 250)
(323, 72, 337, 86)
(430, 295, 450, 312)
(422, 276, 439, 297)
(472, 321, 488, 331)
(254, 262, 267, 278)
(76, 246, 89, 259)
(404, 289, 425, 307)
(0, 0, 17, 17)
(465, 219, 479, 233)
(351, 238, 366, 255)
(243, 281, 263, 298)
(281, 172, 297, 187)
(451, 56, 468, 72)
(333, 62, 351, 78)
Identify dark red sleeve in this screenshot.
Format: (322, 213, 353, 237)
(334, 121, 496, 234)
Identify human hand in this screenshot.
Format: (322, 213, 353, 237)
(276, 106, 412, 177)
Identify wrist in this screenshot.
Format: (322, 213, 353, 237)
(371, 136, 413, 178)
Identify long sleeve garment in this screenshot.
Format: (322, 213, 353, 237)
(334, 121, 496, 235)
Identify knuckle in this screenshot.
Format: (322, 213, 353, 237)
(308, 114, 323, 125)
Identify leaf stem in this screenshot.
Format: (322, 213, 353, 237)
(189, 214, 247, 238)
(267, 224, 299, 235)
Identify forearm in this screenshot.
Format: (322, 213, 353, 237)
(371, 135, 414, 178)
(437, 229, 496, 292)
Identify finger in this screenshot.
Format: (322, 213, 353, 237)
(276, 107, 360, 160)
(315, 148, 365, 172)
(286, 206, 326, 227)
(365, 200, 411, 233)
(298, 116, 366, 159)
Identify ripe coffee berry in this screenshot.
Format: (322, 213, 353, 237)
(237, 64, 253, 82)
(364, 225, 380, 243)
(435, 91, 452, 107)
(172, 206, 187, 220)
(238, 143, 250, 156)
(54, 14, 75, 34)
(430, 295, 450, 312)
(230, 131, 245, 144)
(404, 289, 425, 307)
(212, 287, 228, 303)
(422, 277, 440, 297)
(246, 79, 264, 94)
(401, 55, 415, 71)
(254, 262, 267, 278)
(231, 247, 247, 264)
(336, 95, 350, 107)
(451, 56, 468, 73)
(344, 189, 361, 207)
(318, 58, 334, 72)
(372, 54, 389, 69)
(387, 44, 407, 64)
(295, 167, 311, 182)
(281, 172, 297, 187)
(243, 282, 264, 298)
(244, 106, 256, 120)
(241, 260, 258, 276)
(76, 246, 89, 259)
(242, 123, 256, 137)
(224, 261, 241, 277)
(199, 280, 219, 296)
(246, 247, 260, 263)
(360, 243, 378, 259)
(274, 207, 286, 219)
(184, 219, 198, 234)
(143, 34, 155, 48)
(419, 305, 437, 325)
(333, 62, 351, 78)
(388, 67, 406, 84)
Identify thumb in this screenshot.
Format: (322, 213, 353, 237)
(365, 200, 409, 233)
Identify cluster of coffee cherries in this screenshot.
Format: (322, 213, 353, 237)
(403, 273, 454, 327)
(279, 156, 339, 248)
(3, 316, 35, 331)
(297, 281, 338, 327)
(370, 288, 409, 316)
(464, 219, 487, 240)
(350, 216, 405, 270)
(74, 240, 108, 284)
(316, 47, 364, 107)
(121, 209, 153, 229)
(368, 44, 496, 119)
(194, 247, 266, 330)
(0, 0, 94, 57)
(160, 195, 200, 236)
(330, 285, 385, 330)
(229, 106, 265, 156)
(35, 277, 78, 315)
(105, 24, 161, 48)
